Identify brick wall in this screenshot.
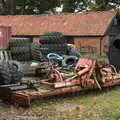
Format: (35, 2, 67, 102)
(74, 36, 107, 55)
(32, 35, 108, 55)
(100, 35, 109, 56)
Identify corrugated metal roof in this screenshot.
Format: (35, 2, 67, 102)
(0, 11, 115, 36)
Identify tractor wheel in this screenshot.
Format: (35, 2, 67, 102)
(10, 46, 30, 53)
(9, 60, 23, 72)
(31, 42, 43, 61)
(47, 32, 63, 36)
(9, 37, 31, 47)
(0, 60, 23, 84)
(62, 56, 78, 67)
(10, 66, 22, 84)
(40, 32, 66, 44)
(0, 61, 11, 84)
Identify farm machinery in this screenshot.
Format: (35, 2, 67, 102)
(3, 57, 120, 107)
(0, 29, 120, 107)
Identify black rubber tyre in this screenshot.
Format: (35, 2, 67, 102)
(10, 68, 22, 84)
(40, 44, 68, 56)
(44, 32, 63, 36)
(0, 60, 23, 85)
(62, 56, 78, 67)
(11, 52, 30, 61)
(9, 37, 31, 47)
(40, 35, 66, 44)
(9, 60, 23, 72)
(0, 61, 11, 84)
(31, 42, 43, 61)
(10, 37, 31, 61)
(10, 46, 30, 53)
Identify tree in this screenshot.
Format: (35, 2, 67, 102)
(62, 0, 87, 13)
(0, 0, 61, 15)
(62, 0, 75, 12)
(62, 0, 120, 13)
(86, 0, 120, 11)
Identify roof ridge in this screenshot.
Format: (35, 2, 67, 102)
(0, 10, 115, 17)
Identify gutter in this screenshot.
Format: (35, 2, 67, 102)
(12, 34, 104, 37)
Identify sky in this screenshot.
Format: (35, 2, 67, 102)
(56, 5, 63, 12)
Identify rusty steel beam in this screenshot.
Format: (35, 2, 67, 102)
(11, 86, 83, 107)
(40, 79, 54, 86)
(54, 80, 81, 88)
(11, 77, 120, 107)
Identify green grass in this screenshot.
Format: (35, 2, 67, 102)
(0, 86, 120, 120)
(31, 87, 120, 120)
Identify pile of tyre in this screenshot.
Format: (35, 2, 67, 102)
(0, 60, 22, 85)
(39, 32, 68, 57)
(31, 42, 43, 61)
(9, 37, 31, 61)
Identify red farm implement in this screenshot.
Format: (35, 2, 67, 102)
(6, 57, 120, 107)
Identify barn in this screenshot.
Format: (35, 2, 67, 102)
(0, 11, 116, 55)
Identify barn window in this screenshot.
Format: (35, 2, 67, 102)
(64, 36, 74, 44)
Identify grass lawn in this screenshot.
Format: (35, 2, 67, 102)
(0, 86, 120, 120)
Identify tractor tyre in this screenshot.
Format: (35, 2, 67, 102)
(31, 42, 43, 61)
(62, 56, 78, 67)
